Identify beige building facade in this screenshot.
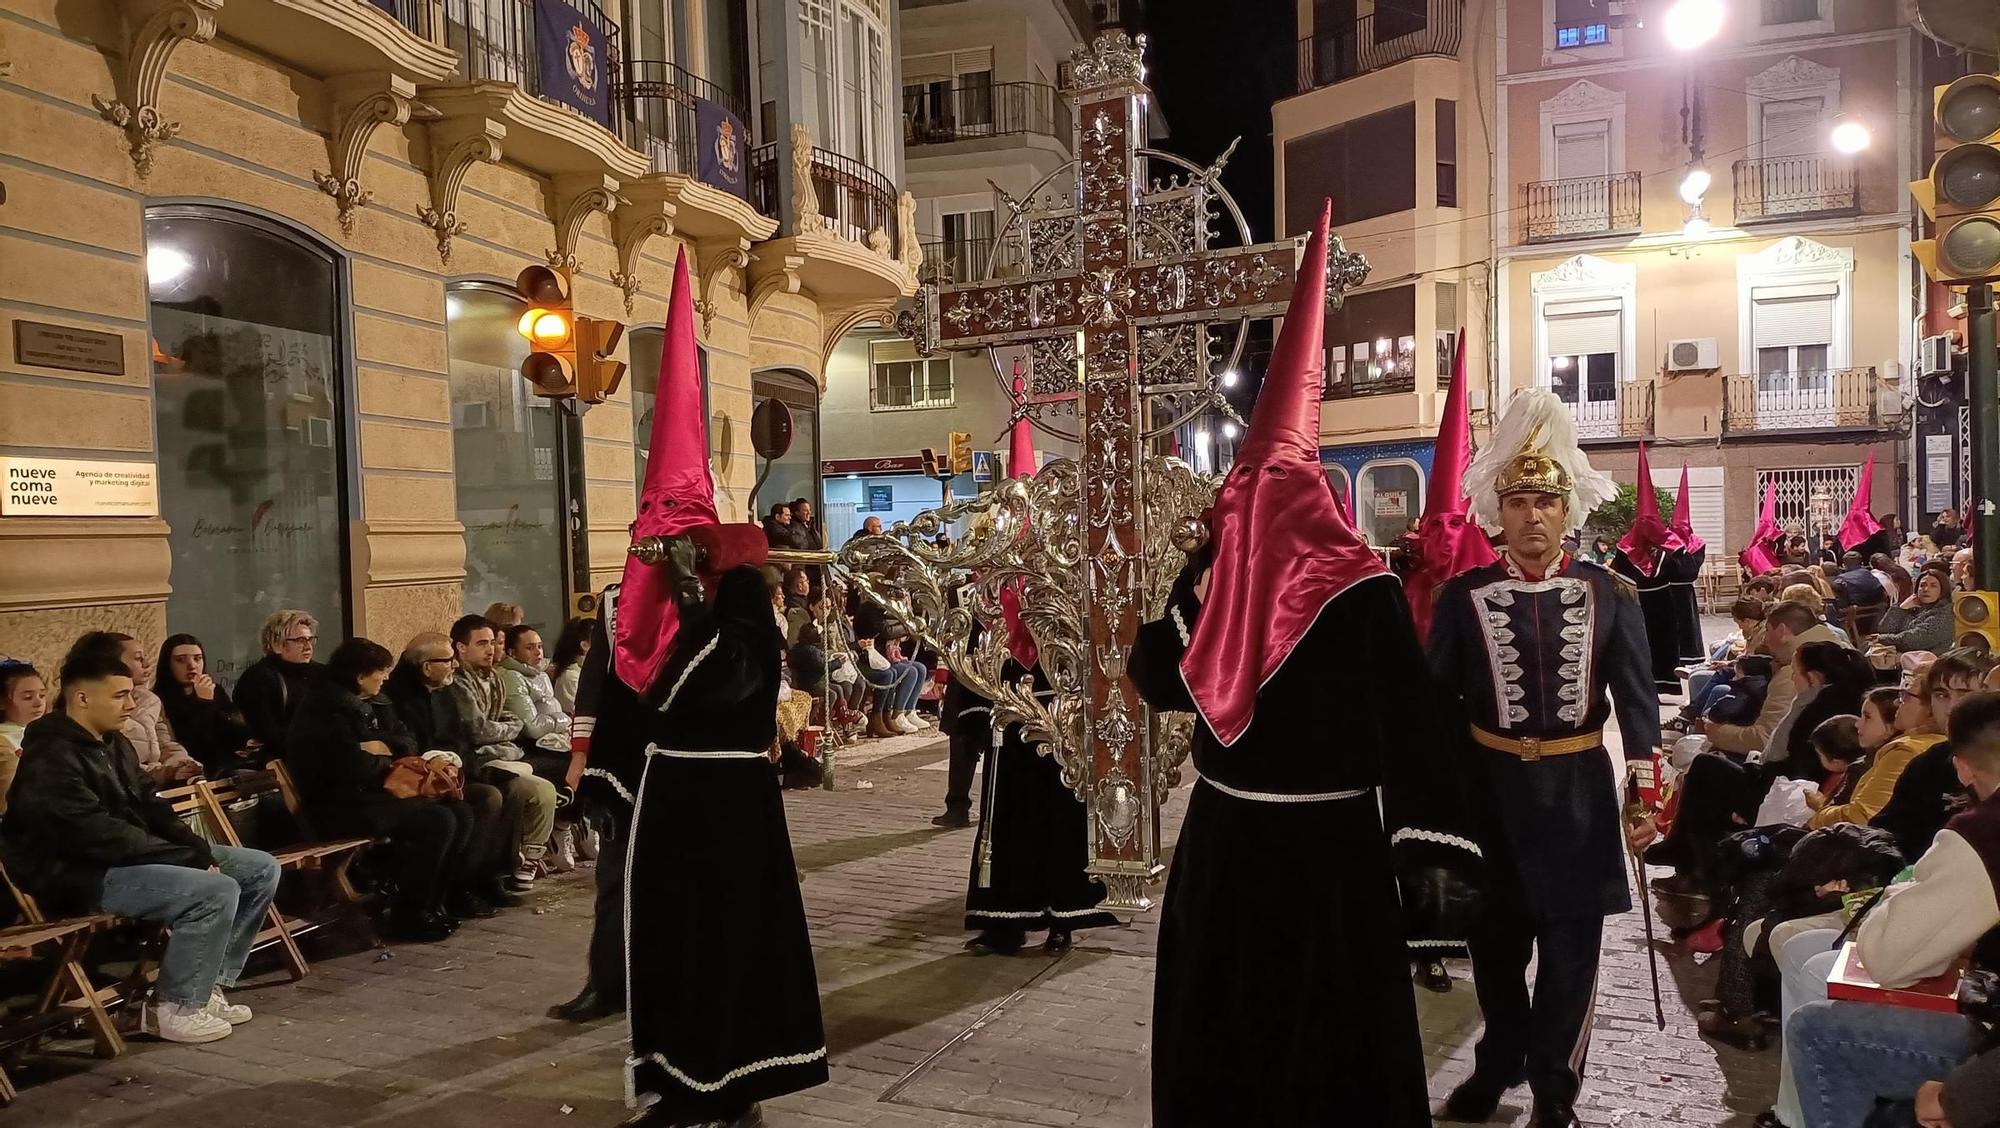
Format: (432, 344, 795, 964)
(0, 0, 916, 677)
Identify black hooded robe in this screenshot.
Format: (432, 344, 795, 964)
(1131, 569, 1482, 1128)
(1610, 548, 1682, 693)
(963, 661, 1118, 937)
(623, 566, 827, 1119)
(1668, 544, 1708, 661)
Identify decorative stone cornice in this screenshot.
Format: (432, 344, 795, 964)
(747, 252, 806, 324)
(696, 237, 751, 332)
(1748, 235, 1853, 271)
(821, 303, 895, 370)
(1746, 55, 1841, 96)
(610, 195, 675, 314)
(315, 73, 425, 237)
(418, 116, 505, 265)
(1533, 252, 1633, 291)
(1540, 78, 1624, 115)
(93, 0, 223, 177)
(545, 172, 621, 272)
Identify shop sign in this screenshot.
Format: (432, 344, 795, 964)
(13, 320, 125, 376)
(1, 457, 157, 517)
(1375, 490, 1407, 520)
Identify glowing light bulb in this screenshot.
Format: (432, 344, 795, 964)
(1829, 120, 1872, 154)
(1678, 166, 1712, 205)
(1663, 0, 1724, 50)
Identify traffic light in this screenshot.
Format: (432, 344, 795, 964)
(1912, 74, 2000, 285)
(515, 264, 578, 397)
(574, 315, 626, 404)
(920, 447, 942, 478)
(948, 431, 973, 475)
(1956, 589, 2000, 652)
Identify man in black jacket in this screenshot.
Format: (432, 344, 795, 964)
(3, 648, 280, 1045)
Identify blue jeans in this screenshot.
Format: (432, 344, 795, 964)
(1774, 928, 1844, 1125)
(97, 845, 282, 1007)
(864, 661, 923, 714)
(1787, 999, 1975, 1128)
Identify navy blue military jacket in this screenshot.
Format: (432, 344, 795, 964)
(1427, 553, 1660, 921)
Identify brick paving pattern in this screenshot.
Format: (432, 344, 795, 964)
(16, 725, 1775, 1127)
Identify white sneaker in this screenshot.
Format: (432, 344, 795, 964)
(900, 711, 930, 730)
(575, 823, 600, 862)
(513, 859, 539, 887)
(893, 714, 920, 734)
(142, 999, 233, 1043)
(205, 986, 252, 1025)
(550, 827, 579, 874)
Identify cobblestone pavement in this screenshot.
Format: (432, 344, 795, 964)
(17, 715, 1773, 1127)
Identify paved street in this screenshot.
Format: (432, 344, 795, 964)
(17, 725, 1775, 1127)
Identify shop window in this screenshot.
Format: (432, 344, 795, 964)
(1357, 460, 1424, 548)
(751, 369, 822, 534)
(446, 283, 575, 632)
(630, 325, 711, 492)
(147, 206, 351, 682)
(1323, 464, 1352, 514)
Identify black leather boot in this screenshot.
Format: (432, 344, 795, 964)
(1440, 1071, 1522, 1123)
(1530, 1100, 1580, 1128)
(548, 981, 624, 1022)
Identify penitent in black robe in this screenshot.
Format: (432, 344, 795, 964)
(1131, 569, 1482, 1128)
(1610, 548, 1681, 693)
(1667, 544, 1707, 661)
(964, 661, 1117, 936)
(623, 566, 827, 1120)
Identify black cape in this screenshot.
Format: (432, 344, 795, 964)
(963, 663, 1116, 935)
(1609, 549, 1681, 693)
(1131, 568, 1482, 1128)
(624, 566, 827, 1118)
(1667, 545, 1707, 661)
(572, 583, 650, 812)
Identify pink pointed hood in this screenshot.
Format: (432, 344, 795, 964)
(1616, 442, 1681, 577)
(614, 248, 764, 692)
(1837, 453, 1882, 552)
(1181, 200, 1386, 747)
(1670, 465, 1704, 553)
(1405, 329, 1497, 641)
(1008, 375, 1036, 480)
(1741, 479, 1783, 576)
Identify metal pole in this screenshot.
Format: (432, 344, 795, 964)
(1972, 282, 1999, 592)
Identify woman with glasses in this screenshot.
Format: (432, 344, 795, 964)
(1806, 680, 1945, 830)
(1871, 649, 1996, 862)
(235, 609, 325, 750)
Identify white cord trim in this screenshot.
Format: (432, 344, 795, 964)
(627, 1046, 828, 1094)
(659, 634, 718, 714)
(1389, 827, 1485, 859)
(967, 906, 1115, 920)
(644, 746, 768, 760)
(1170, 605, 1191, 646)
(583, 767, 635, 804)
(1408, 939, 1467, 950)
(620, 754, 655, 1107)
(1200, 777, 1372, 804)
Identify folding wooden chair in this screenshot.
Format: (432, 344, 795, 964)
(0, 859, 129, 1060)
(0, 914, 121, 1102)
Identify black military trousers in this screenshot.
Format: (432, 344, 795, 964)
(942, 729, 986, 817)
(587, 801, 632, 995)
(1468, 838, 1605, 1111)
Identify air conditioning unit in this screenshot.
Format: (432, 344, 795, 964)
(1920, 333, 1954, 378)
(304, 417, 333, 448)
(1665, 337, 1719, 373)
(453, 402, 493, 429)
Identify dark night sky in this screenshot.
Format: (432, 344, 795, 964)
(1143, 1, 1297, 243)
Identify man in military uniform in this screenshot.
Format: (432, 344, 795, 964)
(1428, 388, 1661, 1128)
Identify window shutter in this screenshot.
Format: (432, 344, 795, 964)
(1650, 464, 1726, 554)
(1760, 99, 1821, 159)
(1554, 121, 1609, 179)
(1544, 307, 1620, 356)
(1753, 294, 1834, 349)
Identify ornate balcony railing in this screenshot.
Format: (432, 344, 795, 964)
(807, 146, 899, 254)
(1520, 173, 1642, 243)
(1722, 368, 1891, 434)
(1732, 156, 1859, 224)
(749, 142, 779, 219)
(366, 0, 435, 40)
(904, 81, 1066, 148)
(441, 0, 623, 125)
(917, 237, 1027, 284)
(1295, 0, 1464, 93)
(614, 59, 745, 176)
(1561, 381, 1654, 441)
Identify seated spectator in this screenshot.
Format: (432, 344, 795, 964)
(235, 610, 322, 749)
(0, 660, 49, 814)
(1767, 642, 1875, 783)
(1874, 649, 1994, 861)
(1955, 547, 1976, 594)
(846, 515, 884, 543)
(483, 602, 525, 632)
(763, 502, 799, 548)
(1807, 682, 1944, 829)
(1801, 714, 1864, 811)
(1933, 507, 1964, 549)
(1870, 553, 1908, 604)
(287, 638, 506, 942)
(154, 634, 258, 776)
(1780, 689, 2000, 1128)
(1703, 654, 1774, 728)
(448, 615, 557, 887)
(548, 617, 593, 714)
(2, 647, 279, 1044)
(790, 499, 822, 549)
(498, 625, 570, 745)
(384, 632, 521, 910)
(1706, 601, 1841, 759)
(70, 631, 200, 784)
(1878, 567, 1956, 655)
(1743, 574, 1781, 603)
(856, 633, 924, 738)
(1829, 552, 1887, 635)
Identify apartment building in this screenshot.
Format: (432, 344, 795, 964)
(0, 0, 917, 674)
(1493, 0, 1914, 557)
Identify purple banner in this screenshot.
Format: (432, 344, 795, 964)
(694, 97, 749, 200)
(532, 0, 610, 128)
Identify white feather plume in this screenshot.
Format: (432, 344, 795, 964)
(1463, 388, 1618, 535)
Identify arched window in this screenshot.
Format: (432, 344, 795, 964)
(1357, 459, 1425, 548)
(146, 205, 351, 681)
(1322, 464, 1353, 516)
(751, 369, 821, 540)
(445, 282, 577, 631)
(630, 325, 711, 492)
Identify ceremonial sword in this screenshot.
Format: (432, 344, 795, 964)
(1625, 772, 1667, 1031)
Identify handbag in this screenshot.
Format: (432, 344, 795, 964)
(383, 756, 464, 800)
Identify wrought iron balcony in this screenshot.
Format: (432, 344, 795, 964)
(1559, 381, 1654, 441)
(615, 60, 745, 177)
(808, 147, 901, 255)
(1721, 368, 1891, 434)
(1732, 156, 1859, 224)
(1520, 173, 1642, 243)
(1321, 365, 1417, 401)
(441, 0, 624, 125)
(917, 237, 1027, 284)
(1295, 0, 1464, 93)
(750, 142, 779, 220)
(904, 81, 1067, 149)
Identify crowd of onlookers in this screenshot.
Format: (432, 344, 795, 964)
(1623, 511, 2000, 1128)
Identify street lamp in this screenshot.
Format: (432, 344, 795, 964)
(1683, 208, 1713, 239)
(1830, 118, 1873, 154)
(1678, 165, 1712, 205)
(1663, 0, 1725, 50)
